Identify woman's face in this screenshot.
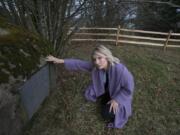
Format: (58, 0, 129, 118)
(93, 52, 108, 70)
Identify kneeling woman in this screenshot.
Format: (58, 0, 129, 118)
(46, 45, 134, 128)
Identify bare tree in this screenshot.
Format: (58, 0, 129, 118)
(82, 0, 134, 27)
(0, 0, 87, 56)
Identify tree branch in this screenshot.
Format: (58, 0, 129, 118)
(119, 0, 180, 8)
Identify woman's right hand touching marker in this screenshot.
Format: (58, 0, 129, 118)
(45, 55, 64, 64)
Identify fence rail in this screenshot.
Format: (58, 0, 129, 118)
(71, 26, 180, 51)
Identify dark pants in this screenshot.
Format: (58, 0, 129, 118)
(99, 92, 115, 122)
(101, 104, 115, 122)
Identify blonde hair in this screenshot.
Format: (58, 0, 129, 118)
(91, 45, 120, 66)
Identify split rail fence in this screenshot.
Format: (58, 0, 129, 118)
(71, 26, 180, 51)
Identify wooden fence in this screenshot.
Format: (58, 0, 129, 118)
(70, 26, 180, 51)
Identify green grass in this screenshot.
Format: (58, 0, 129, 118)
(23, 43, 180, 135)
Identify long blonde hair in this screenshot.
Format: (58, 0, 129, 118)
(91, 45, 120, 66)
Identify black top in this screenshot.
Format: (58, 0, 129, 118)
(100, 71, 111, 104)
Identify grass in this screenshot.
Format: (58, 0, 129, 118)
(22, 43, 180, 135)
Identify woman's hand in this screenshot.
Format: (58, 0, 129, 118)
(107, 99, 119, 114)
(46, 55, 64, 64)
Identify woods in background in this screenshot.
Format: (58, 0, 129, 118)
(0, 0, 180, 54)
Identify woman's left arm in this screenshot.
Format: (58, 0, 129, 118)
(113, 66, 134, 106)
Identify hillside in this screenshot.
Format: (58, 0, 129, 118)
(0, 17, 51, 135)
(23, 43, 180, 135)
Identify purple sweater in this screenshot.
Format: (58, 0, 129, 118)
(64, 59, 134, 128)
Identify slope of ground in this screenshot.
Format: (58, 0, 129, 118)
(23, 43, 180, 135)
(0, 17, 51, 135)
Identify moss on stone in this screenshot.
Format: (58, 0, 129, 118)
(0, 17, 53, 84)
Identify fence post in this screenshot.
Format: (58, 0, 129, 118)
(116, 25, 121, 46)
(163, 30, 172, 51)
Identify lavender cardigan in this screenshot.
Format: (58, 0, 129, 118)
(64, 59, 134, 128)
